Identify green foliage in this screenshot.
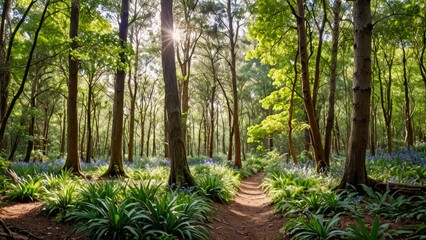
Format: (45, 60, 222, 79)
(42, 168, 73, 190)
(67, 198, 145, 240)
(79, 181, 125, 204)
(361, 185, 426, 221)
(196, 173, 235, 203)
(283, 214, 345, 240)
(238, 155, 266, 178)
(41, 183, 78, 222)
(140, 193, 210, 240)
(127, 180, 163, 204)
(6, 175, 43, 202)
(0, 158, 11, 194)
(343, 216, 396, 240)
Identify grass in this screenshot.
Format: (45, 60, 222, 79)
(2, 147, 426, 239)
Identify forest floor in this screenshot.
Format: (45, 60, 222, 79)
(0, 172, 283, 240)
(207, 172, 284, 240)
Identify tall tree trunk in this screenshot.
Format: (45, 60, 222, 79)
(419, 31, 426, 91)
(102, 0, 129, 178)
(402, 45, 413, 148)
(338, 0, 372, 189)
(208, 85, 216, 158)
(288, 53, 299, 165)
(370, 96, 376, 156)
(24, 76, 38, 163)
(312, 0, 327, 110)
(60, 100, 66, 154)
(128, 38, 139, 163)
(103, 110, 112, 156)
(292, 0, 326, 172)
(377, 44, 393, 153)
(64, 0, 82, 174)
(227, 0, 241, 168)
(324, 0, 341, 165)
(0, 0, 12, 130)
(85, 84, 92, 163)
(161, 0, 195, 186)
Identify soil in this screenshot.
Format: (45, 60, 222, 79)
(0, 172, 283, 240)
(207, 172, 284, 240)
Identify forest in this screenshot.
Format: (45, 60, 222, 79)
(0, 0, 426, 239)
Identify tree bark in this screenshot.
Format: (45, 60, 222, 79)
(419, 32, 426, 90)
(380, 46, 394, 153)
(161, 0, 195, 187)
(288, 52, 299, 165)
(227, 0, 242, 168)
(85, 84, 93, 163)
(292, 0, 326, 172)
(0, 0, 12, 127)
(101, 0, 129, 178)
(0, 0, 36, 150)
(338, 0, 372, 189)
(402, 45, 413, 148)
(324, 0, 341, 165)
(64, 0, 82, 174)
(208, 85, 216, 158)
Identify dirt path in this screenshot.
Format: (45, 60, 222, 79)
(208, 172, 283, 240)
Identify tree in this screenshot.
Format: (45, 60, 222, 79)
(0, 0, 38, 148)
(175, 0, 203, 146)
(324, 0, 342, 165)
(292, 0, 326, 172)
(338, 0, 372, 188)
(64, 0, 83, 174)
(226, 0, 243, 168)
(101, 0, 129, 178)
(161, 0, 196, 187)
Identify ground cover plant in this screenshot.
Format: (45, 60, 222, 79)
(1, 147, 426, 239)
(0, 155, 257, 239)
(261, 147, 426, 239)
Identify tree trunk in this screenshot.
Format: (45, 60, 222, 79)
(60, 100, 66, 154)
(338, 0, 372, 189)
(64, 0, 82, 174)
(227, 0, 242, 168)
(402, 45, 413, 148)
(24, 76, 38, 163)
(101, 0, 129, 178)
(381, 47, 394, 153)
(293, 0, 326, 172)
(419, 32, 426, 90)
(324, 0, 341, 165)
(0, 0, 12, 128)
(288, 53, 299, 165)
(312, 0, 327, 111)
(208, 85, 216, 158)
(127, 38, 139, 163)
(85, 84, 92, 163)
(161, 0, 195, 186)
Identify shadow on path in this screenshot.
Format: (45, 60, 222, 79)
(207, 172, 284, 240)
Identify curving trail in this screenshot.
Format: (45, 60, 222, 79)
(207, 172, 284, 240)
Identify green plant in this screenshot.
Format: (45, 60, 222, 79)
(79, 180, 124, 205)
(141, 194, 210, 240)
(6, 175, 43, 202)
(284, 214, 345, 240)
(361, 185, 414, 220)
(42, 168, 73, 190)
(127, 180, 163, 204)
(173, 191, 212, 223)
(318, 191, 357, 215)
(67, 198, 146, 240)
(41, 183, 78, 222)
(196, 174, 234, 203)
(342, 215, 407, 240)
